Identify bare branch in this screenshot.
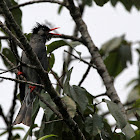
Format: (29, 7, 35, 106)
(0, 36, 9, 39)
(0, 65, 20, 75)
(8, 82, 18, 139)
(54, 34, 83, 43)
(0, 76, 44, 88)
(78, 59, 93, 86)
(0, 105, 9, 126)
(64, 50, 97, 69)
(9, 0, 65, 11)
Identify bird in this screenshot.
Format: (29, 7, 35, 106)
(13, 23, 60, 126)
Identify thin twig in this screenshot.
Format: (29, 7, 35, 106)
(44, 119, 63, 124)
(64, 50, 97, 69)
(78, 59, 93, 86)
(0, 65, 20, 75)
(54, 34, 83, 43)
(0, 105, 9, 126)
(0, 36, 9, 39)
(93, 93, 107, 98)
(9, 0, 65, 11)
(0, 76, 44, 88)
(50, 69, 63, 89)
(8, 82, 18, 139)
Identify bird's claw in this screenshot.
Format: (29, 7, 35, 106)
(17, 71, 23, 76)
(29, 86, 36, 93)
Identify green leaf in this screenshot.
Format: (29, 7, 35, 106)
(38, 134, 57, 140)
(101, 36, 132, 77)
(131, 130, 140, 140)
(122, 123, 135, 139)
(129, 121, 140, 129)
(112, 132, 126, 140)
(101, 35, 124, 56)
(94, 0, 109, 6)
(23, 124, 38, 140)
(105, 99, 127, 129)
(110, 0, 140, 11)
(48, 53, 55, 71)
(62, 96, 76, 118)
(47, 40, 67, 54)
(11, 0, 22, 28)
(63, 69, 90, 113)
(70, 86, 89, 113)
(63, 67, 73, 96)
(58, 5, 63, 14)
(132, 99, 140, 109)
(82, 0, 93, 7)
(85, 114, 104, 136)
(24, 33, 32, 41)
(47, 40, 81, 56)
(105, 100, 135, 139)
(2, 48, 16, 69)
(127, 85, 140, 103)
(0, 127, 24, 136)
(101, 121, 113, 140)
(39, 91, 56, 120)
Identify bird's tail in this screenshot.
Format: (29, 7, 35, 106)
(13, 101, 32, 126)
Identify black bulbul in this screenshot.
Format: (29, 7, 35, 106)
(13, 23, 60, 126)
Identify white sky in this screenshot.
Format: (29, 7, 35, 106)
(0, 1, 140, 139)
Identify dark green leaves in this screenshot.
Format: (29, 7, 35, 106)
(105, 99, 127, 128)
(2, 48, 16, 69)
(105, 99, 135, 139)
(100, 35, 132, 77)
(6, 0, 22, 28)
(47, 40, 67, 54)
(38, 134, 57, 140)
(48, 53, 55, 71)
(110, 0, 140, 11)
(62, 96, 76, 118)
(85, 114, 103, 136)
(94, 0, 109, 6)
(47, 40, 81, 55)
(93, 0, 140, 11)
(63, 68, 92, 114)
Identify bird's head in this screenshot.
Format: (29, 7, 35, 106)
(32, 23, 60, 40)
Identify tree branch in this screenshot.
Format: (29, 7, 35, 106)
(9, 0, 65, 10)
(0, 106, 9, 126)
(78, 59, 93, 86)
(54, 34, 83, 43)
(8, 82, 18, 140)
(66, 0, 127, 120)
(64, 50, 97, 69)
(0, 1, 86, 139)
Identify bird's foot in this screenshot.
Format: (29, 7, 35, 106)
(17, 71, 23, 76)
(29, 86, 36, 93)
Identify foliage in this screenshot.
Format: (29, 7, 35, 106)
(0, 0, 140, 140)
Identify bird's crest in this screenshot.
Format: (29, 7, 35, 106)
(32, 23, 50, 34)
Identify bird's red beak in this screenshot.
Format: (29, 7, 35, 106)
(50, 27, 61, 36)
